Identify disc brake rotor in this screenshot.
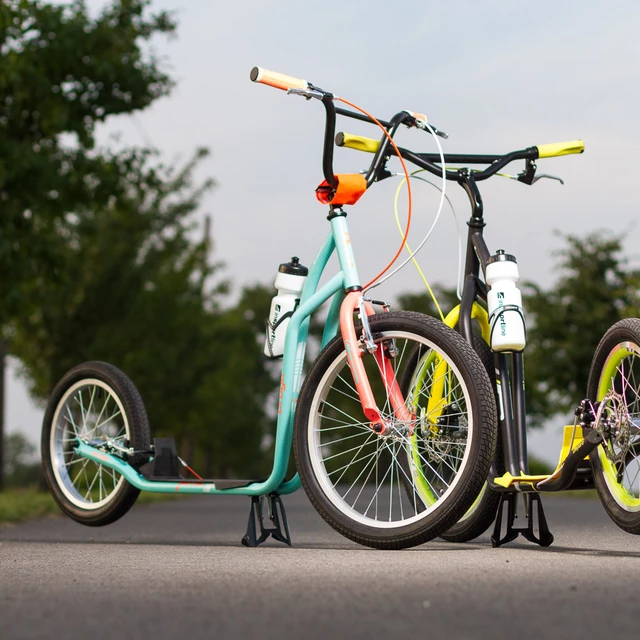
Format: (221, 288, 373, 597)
(596, 391, 631, 466)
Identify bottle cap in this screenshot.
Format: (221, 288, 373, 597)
(279, 256, 308, 276)
(487, 249, 517, 265)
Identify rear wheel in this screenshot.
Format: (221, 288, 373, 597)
(294, 311, 497, 549)
(439, 335, 504, 542)
(42, 361, 150, 526)
(586, 319, 640, 533)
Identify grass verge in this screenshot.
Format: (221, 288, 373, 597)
(0, 488, 59, 526)
(0, 487, 177, 527)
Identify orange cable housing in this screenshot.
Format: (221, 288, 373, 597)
(335, 97, 412, 290)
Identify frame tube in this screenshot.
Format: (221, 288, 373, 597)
(494, 353, 520, 478)
(511, 351, 530, 474)
(330, 214, 360, 289)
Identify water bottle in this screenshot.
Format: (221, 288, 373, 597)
(264, 257, 308, 358)
(486, 250, 526, 352)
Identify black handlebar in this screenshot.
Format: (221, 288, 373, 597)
(321, 97, 339, 189)
(314, 94, 538, 197)
(398, 146, 539, 182)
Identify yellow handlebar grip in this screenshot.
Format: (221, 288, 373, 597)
(335, 132, 380, 154)
(536, 139, 585, 158)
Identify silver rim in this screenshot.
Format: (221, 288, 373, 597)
(50, 378, 130, 510)
(307, 330, 475, 529)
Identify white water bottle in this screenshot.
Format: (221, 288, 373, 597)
(486, 250, 526, 352)
(264, 257, 308, 358)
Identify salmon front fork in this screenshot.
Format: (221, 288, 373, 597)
(339, 291, 414, 434)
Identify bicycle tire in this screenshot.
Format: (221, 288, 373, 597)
(586, 318, 640, 533)
(293, 311, 497, 550)
(439, 334, 504, 542)
(42, 361, 151, 527)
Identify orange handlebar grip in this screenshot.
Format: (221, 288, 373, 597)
(250, 66, 308, 91)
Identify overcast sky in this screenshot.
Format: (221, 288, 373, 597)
(7, 0, 640, 464)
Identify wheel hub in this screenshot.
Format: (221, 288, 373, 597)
(595, 391, 632, 466)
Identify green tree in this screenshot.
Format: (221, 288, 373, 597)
(524, 231, 640, 426)
(9, 147, 220, 396)
(188, 285, 276, 478)
(397, 286, 460, 320)
(0, 0, 175, 323)
(1, 0, 284, 483)
(9, 149, 280, 479)
(0, 0, 175, 488)
(4, 432, 40, 486)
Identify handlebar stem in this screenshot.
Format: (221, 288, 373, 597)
(458, 171, 484, 220)
(365, 112, 409, 187)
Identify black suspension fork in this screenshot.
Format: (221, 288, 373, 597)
(458, 172, 526, 480)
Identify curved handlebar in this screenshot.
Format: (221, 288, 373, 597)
(250, 68, 584, 195)
(337, 129, 585, 184)
(250, 66, 309, 92)
(250, 66, 338, 190)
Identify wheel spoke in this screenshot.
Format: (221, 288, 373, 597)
(327, 447, 379, 480)
(304, 323, 480, 534)
(49, 379, 133, 510)
(318, 430, 374, 448)
(71, 458, 90, 487)
(322, 434, 377, 463)
(92, 408, 123, 435)
(320, 399, 368, 425)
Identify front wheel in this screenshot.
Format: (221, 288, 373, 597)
(293, 311, 498, 550)
(586, 318, 640, 533)
(42, 361, 151, 526)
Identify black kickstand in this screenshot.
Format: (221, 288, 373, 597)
(491, 493, 554, 548)
(241, 493, 292, 548)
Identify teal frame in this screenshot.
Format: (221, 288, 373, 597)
(74, 213, 362, 497)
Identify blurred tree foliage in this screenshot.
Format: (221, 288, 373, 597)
(398, 232, 640, 429)
(1, 0, 278, 481)
(523, 232, 640, 427)
(4, 432, 40, 486)
(0, 0, 175, 324)
(9, 148, 277, 477)
(397, 286, 459, 320)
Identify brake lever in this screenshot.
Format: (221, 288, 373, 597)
(287, 88, 324, 101)
(515, 159, 564, 186)
(287, 87, 331, 101)
(403, 110, 449, 139)
(531, 173, 564, 185)
(415, 119, 449, 139)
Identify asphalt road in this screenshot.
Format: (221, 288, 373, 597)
(2, 491, 639, 640)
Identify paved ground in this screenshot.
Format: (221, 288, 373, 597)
(1, 491, 639, 639)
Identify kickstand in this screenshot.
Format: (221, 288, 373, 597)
(241, 493, 292, 548)
(491, 493, 554, 548)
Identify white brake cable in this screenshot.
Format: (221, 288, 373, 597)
(364, 120, 448, 295)
(397, 172, 464, 301)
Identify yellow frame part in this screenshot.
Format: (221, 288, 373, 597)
(493, 425, 586, 488)
(408, 302, 490, 503)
